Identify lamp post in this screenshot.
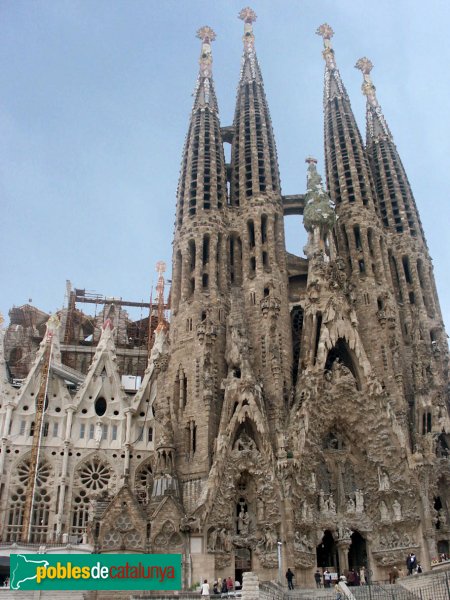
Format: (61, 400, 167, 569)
(277, 541, 283, 585)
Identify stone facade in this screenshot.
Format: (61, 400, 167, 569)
(0, 9, 449, 590)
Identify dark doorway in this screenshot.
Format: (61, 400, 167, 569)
(235, 547, 251, 586)
(437, 540, 449, 555)
(348, 531, 367, 570)
(316, 530, 339, 570)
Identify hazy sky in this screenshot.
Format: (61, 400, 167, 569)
(1, 0, 449, 332)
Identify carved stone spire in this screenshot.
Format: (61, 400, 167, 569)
(317, 24, 376, 210)
(355, 57, 392, 141)
(194, 26, 218, 111)
(356, 58, 425, 240)
(175, 26, 227, 225)
(230, 7, 281, 204)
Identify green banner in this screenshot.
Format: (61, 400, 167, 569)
(10, 553, 182, 591)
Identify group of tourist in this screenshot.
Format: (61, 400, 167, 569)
(201, 576, 242, 596)
(313, 566, 367, 588)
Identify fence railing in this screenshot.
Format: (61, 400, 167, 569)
(259, 572, 450, 600)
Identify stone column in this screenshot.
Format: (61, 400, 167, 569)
(242, 571, 259, 600)
(336, 540, 351, 575)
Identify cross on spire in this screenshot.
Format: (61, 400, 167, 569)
(239, 7, 257, 24)
(316, 23, 334, 47)
(196, 26, 216, 44)
(355, 57, 373, 75)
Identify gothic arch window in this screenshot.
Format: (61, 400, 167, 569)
(6, 457, 52, 543)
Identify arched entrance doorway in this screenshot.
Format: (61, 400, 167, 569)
(348, 531, 367, 571)
(235, 547, 251, 585)
(316, 530, 339, 571)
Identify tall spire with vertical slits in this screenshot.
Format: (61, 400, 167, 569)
(355, 57, 425, 241)
(175, 26, 227, 227)
(317, 24, 377, 211)
(230, 7, 281, 206)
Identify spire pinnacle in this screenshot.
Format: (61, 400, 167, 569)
(239, 7, 257, 50)
(155, 261, 167, 333)
(192, 26, 218, 111)
(316, 23, 336, 70)
(355, 57, 392, 140)
(196, 26, 216, 79)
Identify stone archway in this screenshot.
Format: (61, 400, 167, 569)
(316, 530, 339, 571)
(235, 547, 251, 585)
(348, 531, 368, 571)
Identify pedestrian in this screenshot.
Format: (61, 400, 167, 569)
(213, 581, 219, 594)
(285, 568, 294, 590)
(324, 569, 332, 588)
(416, 564, 422, 574)
(226, 576, 234, 592)
(389, 566, 399, 584)
(221, 578, 228, 594)
(235, 579, 241, 592)
(314, 569, 322, 588)
(406, 553, 417, 575)
(347, 569, 355, 586)
(334, 576, 345, 600)
(201, 579, 210, 596)
(359, 566, 366, 585)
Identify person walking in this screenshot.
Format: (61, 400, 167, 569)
(323, 569, 332, 588)
(314, 569, 322, 588)
(285, 568, 295, 590)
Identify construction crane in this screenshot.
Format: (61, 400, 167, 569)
(20, 317, 56, 543)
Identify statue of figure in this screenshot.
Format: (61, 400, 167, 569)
(378, 468, 390, 491)
(264, 528, 277, 552)
(94, 422, 103, 444)
(438, 509, 447, 527)
(319, 490, 326, 513)
(328, 494, 336, 514)
(379, 500, 389, 521)
(220, 528, 232, 552)
(238, 507, 250, 535)
(236, 431, 256, 452)
(392, 499, 402, 521)
(346, 497, 356, 513)
(294, 531, 312, 552)
(208, 528, 218, 551)
(355, 489, 364, 513)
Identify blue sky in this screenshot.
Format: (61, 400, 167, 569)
(1, 0, 449, 332)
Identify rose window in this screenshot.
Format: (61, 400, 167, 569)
(79, 460, 110, 491)
(17, 459, 51, 486)
(135, 463, 153, 489)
